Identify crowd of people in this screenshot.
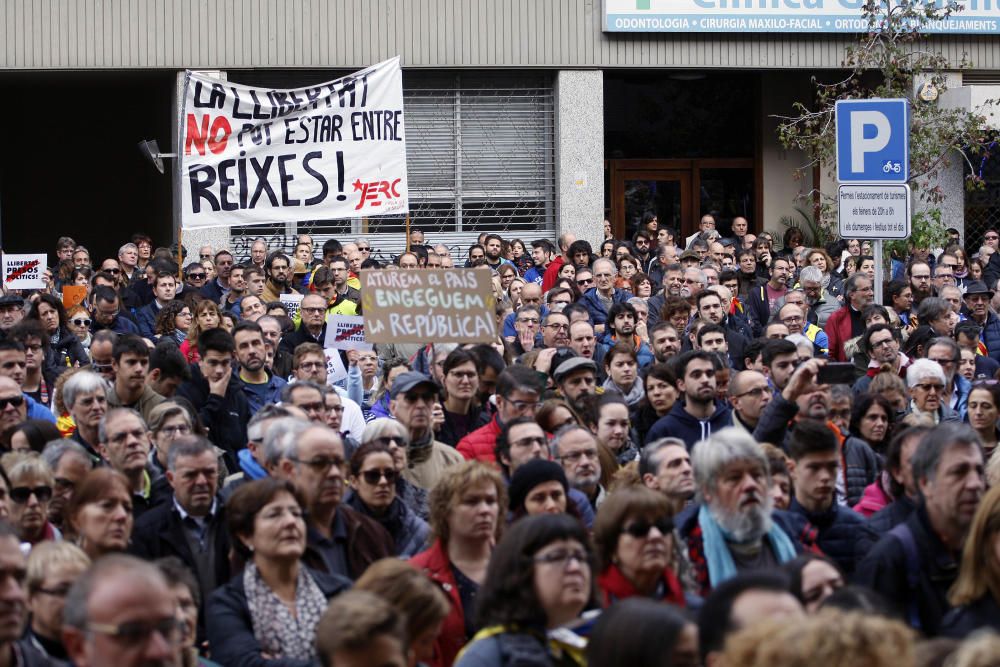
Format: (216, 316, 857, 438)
(0, 216, 998, 665)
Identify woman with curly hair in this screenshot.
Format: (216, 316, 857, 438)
(180, 299, 222, 363)
(154, 301, 193, 345)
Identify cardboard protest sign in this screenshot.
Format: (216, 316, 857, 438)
(325, 315, 373, 351)
(2, 254, 46, 290)
(180, 58, 408, 229)
(62, 286, 88, 310)
(279, 293, 304, 321)
(361, 269, 496, 344)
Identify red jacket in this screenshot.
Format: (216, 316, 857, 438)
(456, 416, 501, 463)
(541, 255, 565, 292)
(825, 305, 855, 362)
(597, 563, 685, 608)
(409, 540, 467, 667)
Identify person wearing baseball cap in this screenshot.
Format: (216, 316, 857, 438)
(0, 294, 25, 334)
(551, 351, 599, 414)
(388, 371, 464, 490)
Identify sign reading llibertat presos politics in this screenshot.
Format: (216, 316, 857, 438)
(604, 1, 1000, 34)
(180, 58, 408, 230)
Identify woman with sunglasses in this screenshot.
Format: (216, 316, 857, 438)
(344, 442, 429, 557)
(3, 452, 60, 545)
(64, 306, 92, 356)
(455, 514, 594, 667)
(593, 486, 685, 607)
(28, 294, 89, 371)
(362, 418, 430, 520)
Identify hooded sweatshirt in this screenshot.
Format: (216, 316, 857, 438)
(644, 399, 732, 450)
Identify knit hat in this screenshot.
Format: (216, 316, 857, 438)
(508, 459, 569, 514)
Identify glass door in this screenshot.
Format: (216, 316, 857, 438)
(611, 168, 692, 241)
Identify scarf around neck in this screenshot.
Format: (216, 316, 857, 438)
(697, 504, 797, 589)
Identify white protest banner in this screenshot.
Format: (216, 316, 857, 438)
(324, 315, 373, 351)
(2, 254, 47, 290)
(279, 293, 304, 321)
(180, 58, 408, 229)
(324, 349, 349, 384)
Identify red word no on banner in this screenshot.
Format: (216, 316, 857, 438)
(185, 114, 232, 156)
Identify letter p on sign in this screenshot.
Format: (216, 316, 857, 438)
(835, 99, 909, 184)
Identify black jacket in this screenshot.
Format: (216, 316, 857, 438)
(48, 326, 88, 370)
(854, 503, 960, 636)
(784, 498, 877, 575)
(128, 496, 231, 638)
(206, 566, 351, 667)
(868, 495, 917, 535)
(278, 323, 326, 356)
(437, 404, 491, 449)
(176, 363, 250, 470)
(941, 593, 1000, 639)
(302, 505, 395, 580)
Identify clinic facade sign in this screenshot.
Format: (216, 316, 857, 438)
(604, 0, 1000, 34)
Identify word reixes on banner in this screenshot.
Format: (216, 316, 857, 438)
(361, 269, 497, 344)
(181, 58, 409, 229)
(2, 254, 47, 290)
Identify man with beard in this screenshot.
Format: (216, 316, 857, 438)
(826, 273, 875, 362)
(852, 324, 909, 395)
(551, 425, 605, 509)
(523, 239, 554, 286)
(782, 420, 877, 575)
(650, 321, 681, 364)
(798, 266, 839, 328)
(696, 291, 749, 369)
(276, 424, 393, 580)
(745, 256, 791, 338)
(129, 436, 230, 639)
(640, 437, 695, 515)
(908, 260, 934, 308)
(233, 321, 286, 415)
(580, 258, 630, 334)
(482, 234, 512, 273)
(676, 428, 804, 596)
(646, 350, 732, 448)
(857, 422, 985, 635)
(602, 303, 653, 367)
(98, 408, 159, 518)
(753, 358, 879, 507)
(106, 334, 165, 423)
(680, 267, 707, 306)
(260, 251, 299, 303)
(646, 262, 684, 329)
(551, 355, 598, 416)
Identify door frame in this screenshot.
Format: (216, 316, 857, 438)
(608, 158, 757, 240)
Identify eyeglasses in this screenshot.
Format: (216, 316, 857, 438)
(54, 477, 76, 492)
(928, 357, 959, 366)
(0, 395, 24, 410)
(10, 485, 52, 504)
(913, 383, 945, 393)
(301, 307, 326, 314)
(781, 316, 803, 324)
(298, 361, 325, 370)
(91, 363, 113, 373)
(577, 278, 595, 286)
(159, 425, 191, 436)
(87, 618, 182, 648)
(869, 338, 896, 348)
(187, 273, 206, 280)
(507, 399, 541, 412)
(534, 548, 590, 568)
(560, 449, 598, 463)
(289, 456, 344, 473)
(70, 317, 93, 328)
(511, 436, 547, 449)
(357, 246, 371, 252)
(987, 235, 999, 241)
(544, 323, 569, 331)
(105, 268, 121, 275)
(735, 386, 769, 399)
(621, 516, 673, 539)
(372, 436, 405, 447)
(361, 468, 398, 485)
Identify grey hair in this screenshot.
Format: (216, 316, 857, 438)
(627, 297, 648, 309)
(927, 336, 960, 361)
(785, 334, 813, 355)
(916, 297, 952, 326)
(692, 427, 768, 500)
(798, 266, 823, 284)
(280, 379, 327, 403)
(97, 408, 146, 444)
(844, 271, 871, 295)
(361, 418, 410, 446)
(906, 359, 946, 388)
(166, 436, 216, 471)
(592, 257, 617, 276)
(247, 405, 299, 443)
(548, 424, 595, 459)
(117, 243, 138, 257)
(639, 438, 687, 478)
(64, 555, 168, 630)
(685, 267, 707, 285)
(62, 371, 108, 410)
(41, 439, 91, 471)
(911, 422, 983, 493)
(262, 417, 312, 467)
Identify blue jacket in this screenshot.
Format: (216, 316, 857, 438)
(784, 498, 877, 576)
(580, 287, 630, 328)
(953, 374, 971, 421)
(645, 399, 733, 449)
(25, 396, 55, 423)
(598, 332, 655, 368)
(92, 313, 140, 336)
(206, 567, 351, 667)
(240, 371, 287, 416)
(135, 301, 162, 339)
(979, 311, 1000, 362)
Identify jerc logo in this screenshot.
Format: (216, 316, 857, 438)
(353, 178, 403, 211)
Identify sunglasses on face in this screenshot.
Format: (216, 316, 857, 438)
(10, 485, 52, 504)
(0, 395, 24, 410)
(71, 318, 92, 327)
(361, 468, 398, 485)
(621, 516, 673, 539)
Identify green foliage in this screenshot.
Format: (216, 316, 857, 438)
(775, 0, 996, 244)
(884, 209, 947, 263)
(778, 205, 835, 249)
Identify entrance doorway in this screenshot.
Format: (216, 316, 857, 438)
(608, 159, 755, 242)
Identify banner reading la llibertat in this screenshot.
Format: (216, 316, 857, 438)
(180, 57, 408, 229)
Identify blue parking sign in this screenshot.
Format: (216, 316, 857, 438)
(835, 99, 909, 183)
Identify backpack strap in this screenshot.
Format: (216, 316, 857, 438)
(889, 522, 923, 631)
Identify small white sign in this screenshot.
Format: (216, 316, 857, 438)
(838, 184, 911, 240)
(2, 254, 47, 290)
(279, 293, 304, 320)
(324, 314, 373, 351)
(324, 349, 348, 384)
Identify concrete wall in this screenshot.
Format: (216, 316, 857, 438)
(555, 70, 604, 252)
